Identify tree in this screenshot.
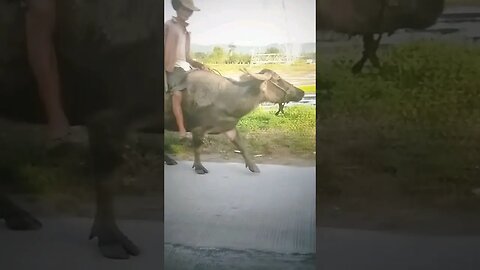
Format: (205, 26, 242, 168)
(265, 47, 281, 54)
(301, 52, 316, 60)
(227, 52, 240, 64)
(193, 52, 208, 62)
(228, 43, 236, 56)
(239, 54, 251, 64)
(207, 46, 226, 64)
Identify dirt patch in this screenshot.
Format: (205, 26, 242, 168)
(317, 135, 480, 236)
(168, 151, 316, 167)
(318, 171, 480, 235)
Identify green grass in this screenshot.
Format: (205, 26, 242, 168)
(238, 106, 316, 153)
(445, 0, 480, 5)
(298, 84, 316, 93)
(319, 40, 480, 199)
(165, 106, 316, 157)
(206, 62, 316, 75)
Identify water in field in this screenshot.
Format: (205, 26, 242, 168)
(318, 6, 480, 47)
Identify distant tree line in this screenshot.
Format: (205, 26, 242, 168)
(193, 46, 315, 65)
(193, 46, 251, 64)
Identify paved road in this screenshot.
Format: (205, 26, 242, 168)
(164, 161, 316, 269)
(0, 218, 164, 270)
(0, 162, 315, 270)
(317, 227, 480, 270)
(3, 219, 478, 269)
(3, 155, 478, 270)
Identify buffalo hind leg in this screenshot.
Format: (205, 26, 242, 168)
(225, 128, 260, 173)
(87, 110, 139, 259)
(368, 33, 383, 69)
(352, 34, 382, 74)
(192, 128, 208, 174)
(0, 194, 42, 230)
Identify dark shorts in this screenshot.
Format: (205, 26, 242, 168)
(166, 67, 188, 93)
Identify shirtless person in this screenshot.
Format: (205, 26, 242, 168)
(164, 0, 206, 139)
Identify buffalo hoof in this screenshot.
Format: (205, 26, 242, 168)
(165, 155, 177, 165)
(4, 209, 42, 231)
(90, 223, 140, 259)
(246, 163, 260, 173)
(193, 163, 209, 174)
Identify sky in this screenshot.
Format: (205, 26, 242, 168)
(164, 0, 316, 47)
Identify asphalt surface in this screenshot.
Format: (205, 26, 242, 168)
(0, 218, 164, 270)
(2, 160, 479, 269)
(0, 161, 316, 270)
(317, 227, 480, 270)
(164, 161, 316, 269)
(3, 219, 479, 270)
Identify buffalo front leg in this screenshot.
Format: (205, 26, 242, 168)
(87, 111, 139, 259)
(225, 128, 260, 173)
(192, 128, 208, 174)
(351, 34, 370, 74)
(0, 194, 42, 230)
(275, 102, 285, 116)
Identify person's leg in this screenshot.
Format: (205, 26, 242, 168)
(25, 0, 70, 140)
(171, 90, 188, 138)
(167, 67, 191, 139)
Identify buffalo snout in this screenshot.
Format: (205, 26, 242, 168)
(290, 87, 305, 102)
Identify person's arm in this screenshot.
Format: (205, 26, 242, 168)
(164, 22, 177, 72)
(187, 57, 206, 70)
(186, 54, 205, 69)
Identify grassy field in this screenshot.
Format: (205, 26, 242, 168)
(0, 123, 166, 199)
(318, 40, 480, 205)
(446, 0, 480, 5)
(298, 84, 316, 93)
(208, 63, 316, 91)
(165, 106, 316, 163)
(205, 62, 316, 75)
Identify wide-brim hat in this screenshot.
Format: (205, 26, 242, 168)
(179, 0, 200, 11)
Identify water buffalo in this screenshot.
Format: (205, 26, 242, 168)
(318, 0, 445, 73)
(164, 69, 305, 174)
(0, 0, 163, 259)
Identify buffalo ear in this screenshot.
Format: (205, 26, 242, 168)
(240, 68, 272, 81)
(249, 72, 272, 81)
(260, 69, 281, 80)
